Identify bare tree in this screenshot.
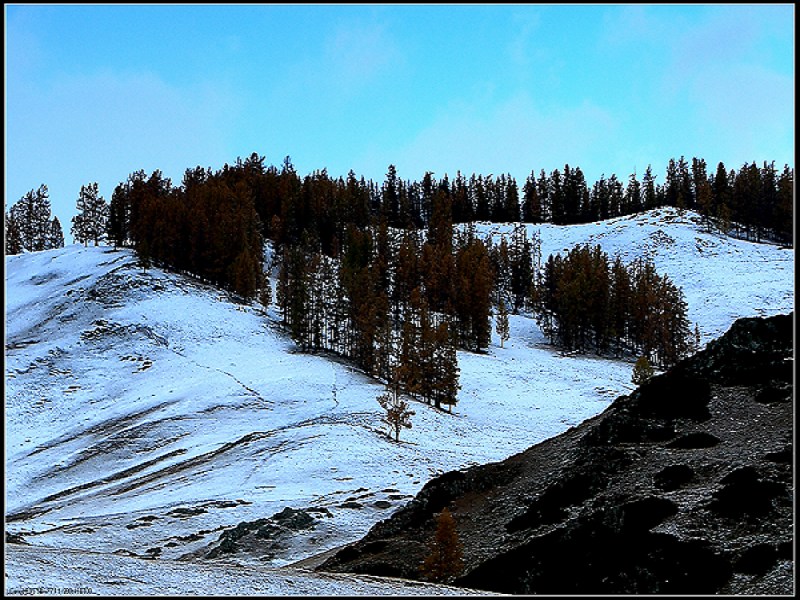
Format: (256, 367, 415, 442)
(377, 384, 415, 442)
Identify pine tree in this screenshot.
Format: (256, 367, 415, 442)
(420, 508, 464, 582)
(48, 217, 65, 249)
(609, 255, 631, 356)
(229, 247, 258, 300)
(665, 157, 680, 207)
(11, 185, 53, 252)
(550, 168, 565, 225)
(676, 156, 693, 209)
(72, 183, 109, 246)
(536, 169, 551, 222)
(504, 175, 521, 222)
(452, 237, 493, 351)
(774, 165, 793, 245)
(624, 172, 642, 215)
(496, 299, 510, 348)
(509, 224, 533, 311)
(5, 205, 23, 254)
(71, 213, 88, 246)
(433, 321, 460, 412)
(642, 165, 658, 210)
(522, 170, 542, 223)
(608, 174, 624, 219)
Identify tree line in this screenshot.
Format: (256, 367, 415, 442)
(6, 152, 782, 409)
(6, 154, 792, 260)
(518, 158, 792, 245)
(5, 182, 114, 254)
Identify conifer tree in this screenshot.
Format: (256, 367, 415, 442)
(453, 237, 493, 350)
(536, 169, 551, 222)
(72, 182, 109, 246)
(48, 217, 65, 249)
(432, 321, 460, 412)
(549, 168, 565, 225)
(509, 224, 533, 311)
(229, 247, 258, 300)
(522, 170, 542, 223)
(420, 508, 464, 582)
(493, 237, 511, 307)
(774, 165, 793, 245)
(624, 171, 642, 215)
(5, 205, 23, 254)
(607, 174, 624, 219)
(496, 299, 510, 348)
(11, 185, 53, 252)
(642, 165, 658, 210)
(504, 175, 521, 222)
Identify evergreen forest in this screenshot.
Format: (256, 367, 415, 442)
(6, 154, 793, 409)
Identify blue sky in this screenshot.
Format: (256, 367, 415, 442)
(5, 4, 794, 230)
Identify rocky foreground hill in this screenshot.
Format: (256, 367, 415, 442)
(319, 313, 794, 595)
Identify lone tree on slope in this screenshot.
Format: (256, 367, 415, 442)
(420, 507, 464, 582)
(496, 299, 510, 348)
(377, 383, 415, 442)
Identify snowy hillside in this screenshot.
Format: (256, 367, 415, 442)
(476, 207, 794, 343)
(5, 208, 794, 594)
(6, 544, 487, 596)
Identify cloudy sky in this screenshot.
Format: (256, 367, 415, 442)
(5, 4, 794, 230)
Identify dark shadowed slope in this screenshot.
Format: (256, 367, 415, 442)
(319, 313, 794, 595)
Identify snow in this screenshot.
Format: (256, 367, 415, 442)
(6, 544, 486, 596)
(473, 207, 795, 343)
(4, 208, 794, 595)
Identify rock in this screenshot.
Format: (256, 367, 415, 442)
(168, 506, 207, 518)
(318, 314, 794, 595)
(653, 464, 694, 491)
(5, 532, 27, 544)
(667, 431, 720, 449)
(272, 507, 316, 530)
(194, 507, 320, 561)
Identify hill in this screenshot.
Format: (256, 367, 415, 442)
(5, 208, 794, 593)
(319, 313, 794, 594)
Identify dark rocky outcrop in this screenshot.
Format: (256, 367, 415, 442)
(188, 506, 326, 562)
(319, 313, 794, 594)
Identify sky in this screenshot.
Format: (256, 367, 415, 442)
(4, 3, 795, 231)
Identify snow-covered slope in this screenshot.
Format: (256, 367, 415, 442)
(5, 208, 794, 594)
(476, 207, 794, 343)
(6, 544, 488, 596)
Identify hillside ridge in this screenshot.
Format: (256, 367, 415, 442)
(319, 313, 795, 595)
(5, 209, 794, 594)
